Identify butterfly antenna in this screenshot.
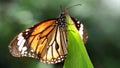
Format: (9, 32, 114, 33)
(66, 4, 82, 10)
(60, 5, 65, 12)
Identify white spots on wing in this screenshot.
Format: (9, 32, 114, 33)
(60, 55, 64, 58)
(31, 49, 34, 52)
(26, 32, 28, 35)
(77, 21, 80, 24)
(27, 50, 37, 58)
(17, 37, 23, 47)
(22, 46, 27, 51)
(77, 21, 80, 28)
(25, 29, 30, 35)
(17, 33, 22, 38)
(61, 58, 64, 61)
(25, 29, 30, 31)
(58, 57, 60, 59)
(21, 48, 37, 58)
(58, 59, 61, 62)
(19, 39, 26, 51)
(17, 33, 28, 56)
(16, 32, 38, 58)
(17, 33, 26, 52)
(54, 60, 59, 63)
(24, 51, 28, 54)
(79, 24, 84, 39)
(21, 46, 27, 54)
(40, 55, 66, 64)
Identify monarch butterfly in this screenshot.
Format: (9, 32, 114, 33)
(8, 9, 88, 64)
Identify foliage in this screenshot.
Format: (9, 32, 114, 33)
(64, 12, 93, 68)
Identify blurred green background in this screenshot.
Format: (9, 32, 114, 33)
(0, 0, 120, 68)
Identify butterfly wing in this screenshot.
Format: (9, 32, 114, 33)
(9, 19, 68, 64)
(71, 17, 88, 43)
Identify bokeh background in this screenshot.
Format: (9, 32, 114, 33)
(0, 0, 120, 68)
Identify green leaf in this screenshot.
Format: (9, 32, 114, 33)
(63, 12, 94, 68)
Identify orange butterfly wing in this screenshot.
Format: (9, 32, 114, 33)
(9, 19, 68, 64)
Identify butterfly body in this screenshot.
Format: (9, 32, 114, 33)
(9, 10, 87, 64)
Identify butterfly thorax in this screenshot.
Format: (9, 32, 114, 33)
(56, 12, 66, 28)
